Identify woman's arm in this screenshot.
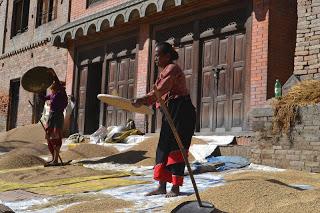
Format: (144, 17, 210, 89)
(132, 65, 177, 107)
(39, 94, 51, 101)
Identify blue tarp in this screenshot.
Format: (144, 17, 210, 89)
(207, 156, 250, 171)
(191, 156, 250, 173)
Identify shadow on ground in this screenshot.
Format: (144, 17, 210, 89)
(79, 150, 149, 165)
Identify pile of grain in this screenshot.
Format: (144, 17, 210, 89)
(102, 136, 207, 166)
(9, 144, 50, 156)
(272, 80, 320, 134)
(0, 124, 47, 156)
(59, 196, 133, 213)
(0, 152, 45, 169)
(60, 144, 119, 161)
(0, 124, 45, 144)
(167, 179, 320, 213)
(225, 170, 320, 188)
(28, 194, 110, 211)
(166, 170, 320, 213)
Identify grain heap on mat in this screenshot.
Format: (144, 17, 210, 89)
(0, 124, 47, 155)
(29, 194, 112, 211)
(61, 144, 119, 161)
(272, 80, 320, 134)
(166, 170, 320, 213)
(0, 152, 45, 169)
(101, 136, 207, 166)
(59, 196, 133, 213)
(10, 144, 49, 156)
(0, 165, 113, 184)
(0, 124, 45, 144)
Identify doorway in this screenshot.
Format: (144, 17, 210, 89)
(7, 78, 20, 130)
(77, 62, 102, 134)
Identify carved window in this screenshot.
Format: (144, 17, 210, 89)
(11, 0, 30, 37)
(87, 0, 104, 8)
(36, 0, 58, 27)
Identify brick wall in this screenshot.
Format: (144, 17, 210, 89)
(249, 104, 320, 173)
(267, 0, 297, 98)
(0, 44, 68, 131)
(71, 0, 129, 21)
(3, 0, 70, 53)
(0, 0, 70, 132)
(0, 0, 8, 53)
(250, 0, 270, 107)
(65, 42, 75, 95)
(295, 0, 320, 79)
(134, 23, 150, 131)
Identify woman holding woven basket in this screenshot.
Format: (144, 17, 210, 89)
(132, 42, 196, 197)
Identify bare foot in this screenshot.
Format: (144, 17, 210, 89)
(145, 187, 166, 196)
(44, 159, 53, 167)
(145, 182, 166, 196)
(165, 186, 180, 198)
(44, 161, 59, 167)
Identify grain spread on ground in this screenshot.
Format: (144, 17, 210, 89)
(93, 136, 207, 166)
(60, 144, 119, 161)
(59, 196, 133, 213)
(166, 170, 320, 213)
(0, 124, 46, 145)
(0, 165, 114, 184)
(0, 152, 45, 169)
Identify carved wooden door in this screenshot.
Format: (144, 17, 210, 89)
(106, 55, 135, 127)
(200, 33, 245, 132)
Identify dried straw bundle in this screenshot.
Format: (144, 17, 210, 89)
(272, 80, 320, 134)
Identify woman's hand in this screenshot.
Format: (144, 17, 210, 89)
(131, 98, 145, 108)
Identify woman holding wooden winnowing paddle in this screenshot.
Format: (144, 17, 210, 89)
(40, 69, 68, 167)
(132, 42, 196, 197)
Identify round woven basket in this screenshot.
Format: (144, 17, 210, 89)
(97, 94, 154, 115)
(21, 66, 54, 93)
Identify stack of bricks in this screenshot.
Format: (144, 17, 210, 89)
(295, 0, 320, 79)
(249, 104, 320, 173)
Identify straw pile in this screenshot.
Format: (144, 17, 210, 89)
(272, 80, 320, 134)
(0, 152, 45, 169)
(60, 144, 119, 161)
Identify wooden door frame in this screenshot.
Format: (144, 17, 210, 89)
(149, 1, 252, 133)
(104, 53, 136, 126)
(6, 78, 21, 131)
(73, 31, 139, 131)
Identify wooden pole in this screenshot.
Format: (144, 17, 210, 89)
(152, 86, 203, 207)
